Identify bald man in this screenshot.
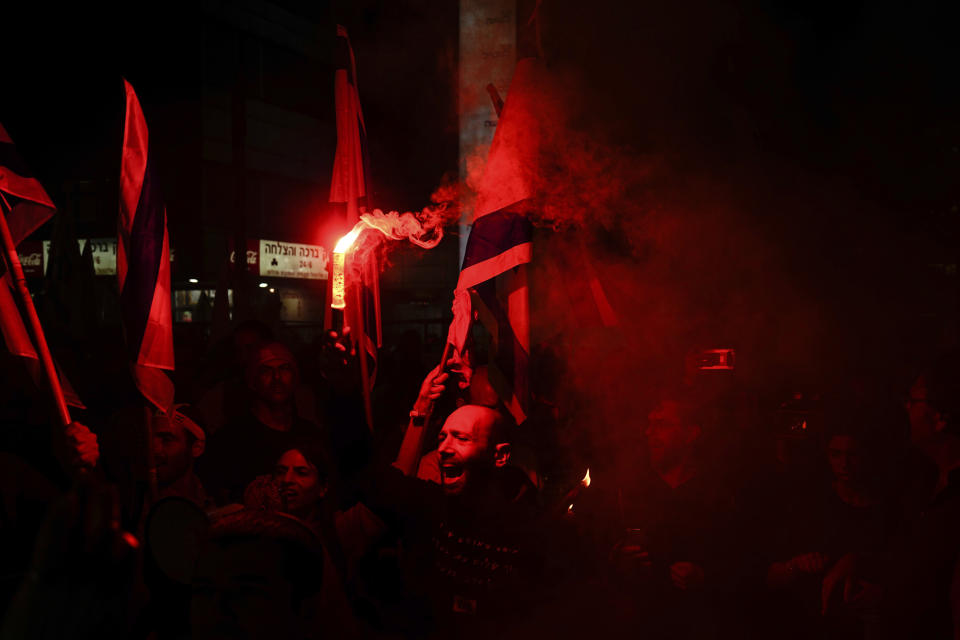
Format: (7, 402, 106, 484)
(415, 368, 541, 494)
(199, 341, 325, 505)
(433, 405, 511, 496)
(345, 400, 564, 639)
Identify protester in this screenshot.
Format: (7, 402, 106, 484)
(878, 356, 960, 639)
(244, 443, 381, 637)
(904, 355, 960, 502)
(273, 447, 330, 521)
(415, 365, 541, 496)
(242, 441, 342, 566)
(0, 476, 139, 639)
(9, 314, 960, 640)
(763, 412, 895, 640)
(604, 392, 743, 640)
(197, 321, 321, 438)
(190, 510, 326, 640)
(133, 497, 209, 640)
(195, 320, 274, 437)
(199, 341, 327, 504)
(334, 358, 572, 639)
(151, 404, 211, 509)
(125, 403, 213, 634)
(0, 419, 99, 618)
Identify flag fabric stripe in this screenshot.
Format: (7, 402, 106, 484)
(458, 242, 531, 293)
(119, 80, 174, 414)
(459, 209, 532, 270)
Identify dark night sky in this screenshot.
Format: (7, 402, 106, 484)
(2, 0, 955, 220)
(0, 3, 951, 182)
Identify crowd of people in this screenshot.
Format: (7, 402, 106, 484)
(1, 320, 959, 639)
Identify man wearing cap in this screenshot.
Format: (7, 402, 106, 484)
(200, 341, 324, 505)
(152, 404, 211, 509)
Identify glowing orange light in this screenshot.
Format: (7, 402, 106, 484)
(582, 468, 591, 488)
(331, 225, 364, 310)
(334, 225, 364, 254)
(329, 207, 448, 311)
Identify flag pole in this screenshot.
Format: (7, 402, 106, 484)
(422, 340, 454, 420)
(353, 280, 374, 433)
(0, 193, 71, 426)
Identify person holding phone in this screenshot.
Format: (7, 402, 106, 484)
(607, 391, 741, 639)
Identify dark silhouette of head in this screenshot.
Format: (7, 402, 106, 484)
(190, 510, 323, 640)
(247, 341, 298, 409)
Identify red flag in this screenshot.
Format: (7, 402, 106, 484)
(472, 56, 544, 219)
(0, 123, 55, 246)
(329, 25, 381, 386)
(0, 123, 84, 408)
(447, 4, 556, 425)
(451, 3, 618, 423)
(0, 275, 85, 408)
(118, 79, 175, 414)
(330, 25, 369, 215)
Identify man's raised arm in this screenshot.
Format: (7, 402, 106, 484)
(393, 365, 449, 476)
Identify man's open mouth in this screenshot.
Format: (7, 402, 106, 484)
(441, 464, 464, 481)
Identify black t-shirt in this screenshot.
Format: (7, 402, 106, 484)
(617, 470, 738, 584)
(764, 482, 899, 639)
(356, 465, 563, 639)
(198, 413, 323, 505)
(600, 469, 742, 640)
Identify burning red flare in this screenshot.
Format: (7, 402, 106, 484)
(334, 226, 365, 254)
(331, 227, 364, 310)
(329, 205, 455, 311)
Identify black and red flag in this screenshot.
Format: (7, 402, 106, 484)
(118, 79, 174, 414)
(329, 24, 382, 385)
